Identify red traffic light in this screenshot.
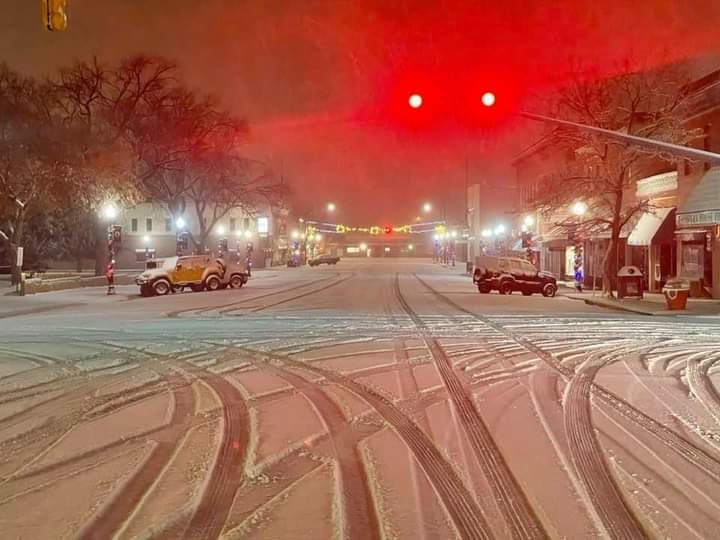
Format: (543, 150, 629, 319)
(384, 225, 392, 235)
(408, 94, 423, 109)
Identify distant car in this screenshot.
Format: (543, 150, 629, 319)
(287, 257, 301, 267)
(472, 255, 557, 297)
(308, 253, 340, 267)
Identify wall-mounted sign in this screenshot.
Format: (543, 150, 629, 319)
(676, 210, 720, 227)
(636, 171, 678, 197)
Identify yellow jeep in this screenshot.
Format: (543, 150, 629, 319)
(135, 255, 225, 296)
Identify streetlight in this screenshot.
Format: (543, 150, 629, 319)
(481, 229, 492, 238)
(244, 230, 253, 239)
(315, 233, 322, 242)
(360, 242, 367, 251)
(409, 94, 423, 109)
(494, 224, 506, 235)
(100, 202, 118, 220)
(523, 215, 535, 227)
(572, 201, 588, 216)
(291, 230, 300, 239)
(408, 244, 414, 250)
(326, 202, 336, 212)
(175, 217, 186, 230)
(142, 235, 150, 245)
(450, 230, 458, 238)
(216, 225, 226, 236)
(423, 202, 432, 213)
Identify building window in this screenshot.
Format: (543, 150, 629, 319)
(243, 217, 250, 230)
(131, 218, 138, 232)
(165, 218, 172, 232)
(230, 218, 236, 231)
(146, 218, 153, 232)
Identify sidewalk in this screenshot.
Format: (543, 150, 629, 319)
(564, 290, 720, 317)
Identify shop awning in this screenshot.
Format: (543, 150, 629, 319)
(677, 166, 720, 227)
(627, 207, 674, 246)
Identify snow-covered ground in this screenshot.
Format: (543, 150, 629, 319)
(0, 259, 719, 539)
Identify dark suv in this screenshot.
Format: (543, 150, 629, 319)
(473, 255, 558, 297)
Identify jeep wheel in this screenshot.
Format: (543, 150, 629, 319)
(205, 274, 222, 291)
(190, 284, 204, 292)
(229, 274, 244, 289)
(478, 283, 491, 294)
(499, 281, 514, 295)
(542, 283, 558, 298)
(153, 279, 171, 296)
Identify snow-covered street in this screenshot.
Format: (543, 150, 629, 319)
(1, 259, 720, 539)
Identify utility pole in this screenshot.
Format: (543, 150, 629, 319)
(521, 111, 720, 164)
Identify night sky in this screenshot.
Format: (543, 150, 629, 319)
(3, 0, 720, 224)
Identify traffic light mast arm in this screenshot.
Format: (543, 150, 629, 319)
(520, 111, 720, 165)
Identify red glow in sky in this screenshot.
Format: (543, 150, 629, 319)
(2, 0, 720, 222)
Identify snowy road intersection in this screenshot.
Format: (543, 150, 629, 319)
(1, 260, 719, 539)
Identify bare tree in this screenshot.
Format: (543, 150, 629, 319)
(53, 56, 174, 274)
(185, 153, 285, 252)
(0, 65, 73, 284)
(529, 63, 701, 296)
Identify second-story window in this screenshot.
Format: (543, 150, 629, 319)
(243, 217, 250, 230)
(146, 218, 153, 232)
(230, 218, 236, 231)
(131, 218, 138, 232)
(165, 218, 172, 232)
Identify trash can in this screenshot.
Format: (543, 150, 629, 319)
(662, 278, 690, 310)
(617, 265, 644, 299)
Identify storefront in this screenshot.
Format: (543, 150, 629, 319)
(626, 207, 676, 292)
(675, 167, 720, 298)
(537, 226, 570, 279)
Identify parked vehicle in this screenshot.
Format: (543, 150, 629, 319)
(308, 253, 340, 266)
(472, 255, 558, 297)
(135, 255, 248, 296)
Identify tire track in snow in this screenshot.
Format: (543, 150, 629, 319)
(394, 274, 547, 540)
(686, 353, 720, 427)
(563, 353, 649, 539)
(77, 376, 194, 540)
(240, 274, 354, 314)
(227, 344, 494, 540)
(413, 274, 720, 483)
(182, 373, 249, 540)
(166, 274, 336, 318)
(261, 362, 381, 540)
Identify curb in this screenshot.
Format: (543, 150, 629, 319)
(564, 294, 669, 316)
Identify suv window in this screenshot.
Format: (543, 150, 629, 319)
(497, 258, 509, 270)
(508, 260, 523, 272)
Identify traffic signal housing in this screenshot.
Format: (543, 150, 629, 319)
(111, 225, 122, 244)
(41, 0, 68, 31)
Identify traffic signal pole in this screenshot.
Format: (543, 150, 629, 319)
(520, 111, 720, 165)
